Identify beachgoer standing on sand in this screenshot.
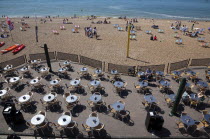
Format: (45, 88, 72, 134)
(93, 27, 97, 38)
(131, 24, 134, 30)
(86, 27, 89, 37)
(191, 24, 194, 31)
(150, 35, 153, 40)
(89, 26, 93, 38)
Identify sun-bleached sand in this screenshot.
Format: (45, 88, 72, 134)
(0, 17, 210, 66)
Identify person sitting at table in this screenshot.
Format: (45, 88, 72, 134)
(146, 68, 152, 74)
(146, 68, 153, 80)
(128, 66, 135, 76)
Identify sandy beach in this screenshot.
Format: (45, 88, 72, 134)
(0, 17, 210, 66)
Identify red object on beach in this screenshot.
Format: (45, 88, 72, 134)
(0, 42, 5, 47)
(12, 44, 25, 54)
(1, 44, 19, 53)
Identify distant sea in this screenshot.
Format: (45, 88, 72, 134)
(1, 0, 210, 20)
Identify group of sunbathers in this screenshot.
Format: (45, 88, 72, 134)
(84, 26, 98, 39)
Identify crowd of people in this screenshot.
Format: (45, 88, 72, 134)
(125, 19, 136, 31)
(91, 18, 111, 24)
(84, 26, 98, 39)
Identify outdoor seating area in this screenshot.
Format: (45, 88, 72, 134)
(0, 59, 210, 138)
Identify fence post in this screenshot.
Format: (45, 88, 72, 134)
(24, 55, 27, 64)
(103, 61, 105, 72)
(78, 55, 81, 64)
(54, 51, 57, 61)
(167, 63, 170, 74)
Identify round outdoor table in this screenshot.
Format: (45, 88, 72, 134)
(31, 114, 45, 126)
(160, 80, 170, 87)
(95, 69, 102, 74)
(43, 94, 55, 102)
(58, 68, 67, 72)
(20, 66, 29, 72)
(80, 67, 88, 72)
(90, 80, 101, 87)
(189, 93, 200, 101)
(50, 80, 59, 85)
(58, 115, 72, 126)
(139, 81, 148, 87)
(9, 77, 20, 83)
(18, 95, 30, 103)
(63, 61, 71, 65)
(70, 80, 80, 86)
(66, 95, 78, 103)
(90, 94, 102, 103)
(185, 82, 193, 88)
(156, 71, 164, 76)
(197, 81, 208, 88)
(111, 70, 118, 75)
(180, 115, 195, 126)
(204, 114, 210, 123)
(167, 94, 176, 102)
(182, 91, 189, 98)
(172, 71, 181, 76)
(4, 65, 13, 71)
(0, 90, 7, 97)
(111, 102, 125, 111)
(144, 95, 157, 103)
(186, 71, 196, 76)
(137, 71, 145, 76)
(130, 30, 135, 34)
(113, 81, 124, 88)
(86, 117, 100, 128)
(31, 60, 38, 64)
(30, 79, 39, 85)
(40, 67, 48, 72)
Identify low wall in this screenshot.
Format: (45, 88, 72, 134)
(56, 52, 79, 62)
(190, 58, 210, 67)
(108, 63, 134, 75)
(29, 52, 56, 61)
(137, 64, 165, 72)
(80, 56, 102, 69)
(169, 59, 189, 72)
(0, 55, 26, 69)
